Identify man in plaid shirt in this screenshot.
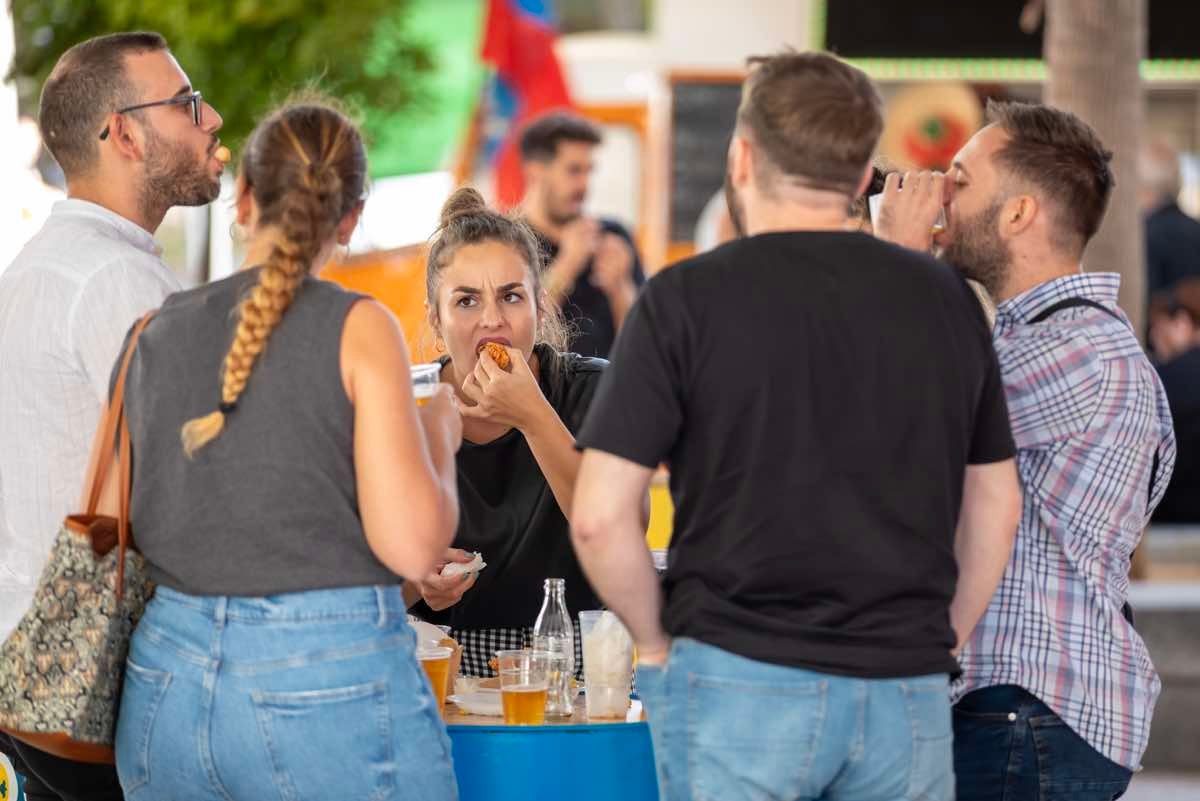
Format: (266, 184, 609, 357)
(881, 100, 1176, 800)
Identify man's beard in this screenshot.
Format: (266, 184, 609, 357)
(547, 187, 587, 227)
(723, 171, 746, 238)
(140, 127, 220, 223)
(941, 200, 1011, 299)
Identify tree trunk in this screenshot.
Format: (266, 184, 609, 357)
(1044, 0, 1146, 336)
(1045, 1, 1150, 578)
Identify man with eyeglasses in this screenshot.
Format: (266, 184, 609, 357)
(0, 31, 223, 801)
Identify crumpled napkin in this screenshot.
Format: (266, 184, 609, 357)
(440, 551, 487, 578)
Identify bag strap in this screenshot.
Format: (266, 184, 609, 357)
(83, 312, 155, 600)
(1028, 296, 1122, 325)
(117, 408, 133, 598)
(84, 313, 155, 515)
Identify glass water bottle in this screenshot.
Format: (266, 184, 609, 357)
(532, 578, 575, 718)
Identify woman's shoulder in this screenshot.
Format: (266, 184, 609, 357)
(542, 346, 607, 385)
(560, 350, 608, 377)
(537, 346, 606, 424)
(154, 270, 364, 330)
(304, 273, 367, 297)
(160, 269, 253, 310)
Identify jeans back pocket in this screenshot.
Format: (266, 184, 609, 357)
(687, 673, 827, 801)
(114, 659, 172, 797)
(252, 679, 396, 801)
(902, 678, 954, 801)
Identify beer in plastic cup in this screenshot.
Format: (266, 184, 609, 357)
(498, 649, 550, 725)
(417, 644, 453, 714)
(411, 363, 442, 407)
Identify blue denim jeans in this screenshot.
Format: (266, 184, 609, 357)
(953, 685, 1132, 801)
(635, 638, 954, 801)
(115, 585, 458, 801)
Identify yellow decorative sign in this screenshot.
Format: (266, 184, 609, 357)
(0, 751, 17, 801)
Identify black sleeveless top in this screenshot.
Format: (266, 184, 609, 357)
(415, 345, 606, 629)
(119, 269, 398, 596)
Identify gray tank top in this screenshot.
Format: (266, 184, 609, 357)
(121, 268, 399, 596)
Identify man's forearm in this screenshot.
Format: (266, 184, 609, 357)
(605, 279, 638, 332)
(950, 534, 1011, 651)
(573, 515, 668, 657)
(950, 460, 1020, 650)
(545, 256, 584, 304)
(571, 452, 668, 659)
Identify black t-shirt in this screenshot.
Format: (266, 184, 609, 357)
(1153, 347, 1200, 522)
(1146, 202, 1200, 296)
(537, 218, 645, 358)
(576, 231, 1016, 679)
(415, 345, 607, 630)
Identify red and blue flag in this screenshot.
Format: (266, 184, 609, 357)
(481, 0, 574, 208)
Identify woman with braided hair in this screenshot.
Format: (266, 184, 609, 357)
(82, 102, 462, 798)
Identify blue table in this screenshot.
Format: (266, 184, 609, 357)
(446, 701, 659, 801)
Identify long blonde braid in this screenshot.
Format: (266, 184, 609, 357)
(182, 105, 363, 456)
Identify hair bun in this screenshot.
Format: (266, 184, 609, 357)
(439, 186, 488, 227)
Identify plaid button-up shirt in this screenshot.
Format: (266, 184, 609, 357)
(952, 272, 1175, 771)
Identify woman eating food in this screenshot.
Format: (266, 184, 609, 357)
(404, 187, 608, 677)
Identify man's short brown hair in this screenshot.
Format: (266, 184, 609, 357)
(737, 50, 883, 196)
(519, 112, 602, 164)
(38, 31, 168, 178)
(985, 99, 1114, 257)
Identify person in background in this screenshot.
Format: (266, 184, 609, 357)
(1149, 278, 1200, 522)
(880, 99, 1175, 801)
(571, 50, 1021, 801)
(405, 187, 606, 678)
(519, 112, 644, 358)
(89, 102, 462, 799)
(1141, 136, 1200, 297)
(0, 31, 224, 801)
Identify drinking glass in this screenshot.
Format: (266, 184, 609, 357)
(497, 649, 551, 725)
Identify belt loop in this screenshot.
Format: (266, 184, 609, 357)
(375, 586, 387, 628)
(214, 595, 228, 625)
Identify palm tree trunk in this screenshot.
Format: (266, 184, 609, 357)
(1044, 0, 1147, 336)
(1045, 0, 1150, 578)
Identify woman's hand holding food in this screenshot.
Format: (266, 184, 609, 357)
(416, 548, 480, 611)
(460, 345, 555, 432)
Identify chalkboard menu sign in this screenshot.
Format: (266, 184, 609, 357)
(668, 74, 743, 243)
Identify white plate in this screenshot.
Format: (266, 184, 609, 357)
(448, 689, 503, 717)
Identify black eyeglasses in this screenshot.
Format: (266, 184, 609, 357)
(99, 91, 203, 140)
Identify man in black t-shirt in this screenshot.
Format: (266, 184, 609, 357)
(570, 51, 1021, 801)
(519, 112, 644, 358)
(1142, 138, 1200, 298)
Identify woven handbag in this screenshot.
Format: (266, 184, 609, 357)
(0, 313, 155, 764)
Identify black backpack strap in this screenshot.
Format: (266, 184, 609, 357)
(1028, 297, 1123, 325)
(1029, 295, 1140, 628)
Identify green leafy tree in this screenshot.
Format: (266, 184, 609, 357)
(9, 0, 433, 173)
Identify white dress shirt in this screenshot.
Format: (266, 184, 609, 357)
(0, 199, 181, 639)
